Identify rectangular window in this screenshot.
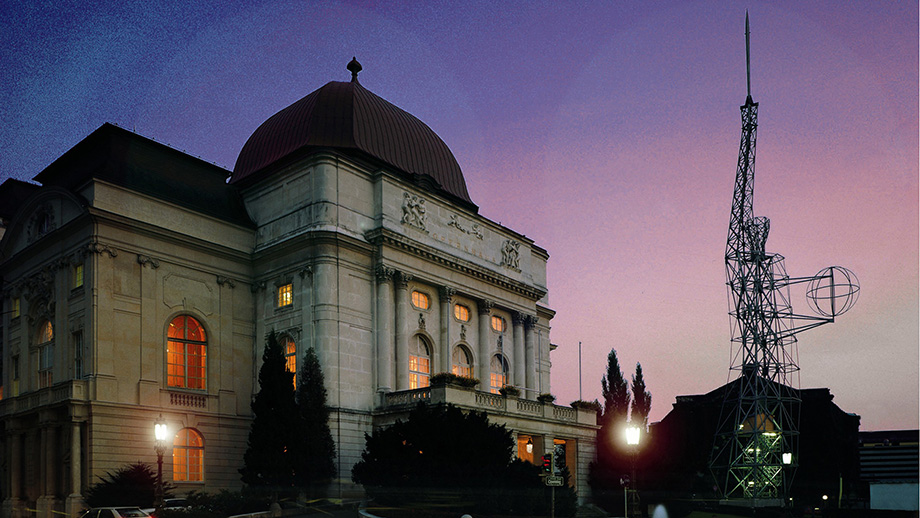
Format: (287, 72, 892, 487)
(38, 343, 54, 389)
(453, 304, 470, 322)
(491, 315, 506, 332)
(73, 330, 84, 379)
(411, 291, 430, 310)
(12, 356, 19, 397)
(72, 264, 84, 289)
(11, 298, 20, 319)
(277, 283, 293, 307)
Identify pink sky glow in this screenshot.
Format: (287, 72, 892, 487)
(1, 1, 917, 431)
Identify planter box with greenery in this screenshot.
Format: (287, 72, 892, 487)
(569, 399, 602, 413)
(429, 372, 479, 389)
(499, 385, 521, 397)
(537, 393, 556, 404)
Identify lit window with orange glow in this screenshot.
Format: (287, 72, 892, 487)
(282, 335, 297, 388)
(489, 354, 509, 394)
(167, 315, 207, 390)
(411, 291, 430, 310)
(451, 345, 472, 377)
(453, 304, 470, 322)
(11, 298, 20, 319)
(278, 283, 293, 307)
(173, 428, 204, 482)
(491, 315, 506, 332)
(409, 335, 431, 389)
(37, 320, 54, 389)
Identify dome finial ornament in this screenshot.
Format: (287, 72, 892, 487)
(347, 57, 362, 82)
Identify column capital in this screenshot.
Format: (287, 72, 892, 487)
(375, 265, 396, 283)
(394, 271, 413, 290)
(524, 314, 538, 329)
(512, 311, 525, 325)
(478, 299, 494, 315)
(439, 286, 456, 302)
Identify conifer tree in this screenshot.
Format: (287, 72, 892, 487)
(293, 346, 336, 496)
(589, 347, 633, 512)
(239, 331, 298, 495)
(601, 347, 630, 427)
(630, 362, 652, 428)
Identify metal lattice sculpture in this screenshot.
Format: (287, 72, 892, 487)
(709, 14, 859, 507)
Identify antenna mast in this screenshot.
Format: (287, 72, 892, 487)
(709, 14, 859, 508)
(745, 11, 752, 103)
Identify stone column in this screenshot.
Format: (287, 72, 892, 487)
(438, 287, 455, 374)
(375, 266, 395, 395)
(37, 423, 56, 518)
(524, 315, 538, 397)
(477, 300, 493, 387)
(394, 272, 412, 391)
(65, 422, 83, 517)
(2, 430, 22, 518)
(512, 312, 525, 389)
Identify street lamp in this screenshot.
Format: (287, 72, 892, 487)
(625, 425, 641, 518)
(154, 414, 168, 515)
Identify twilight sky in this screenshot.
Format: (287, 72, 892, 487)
(1, 1, 917, 432)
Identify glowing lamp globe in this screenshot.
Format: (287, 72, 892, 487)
(806, 266, 859, 317)
(625, 426, 641, 446)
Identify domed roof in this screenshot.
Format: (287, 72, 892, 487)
(232, 60, 474, 208)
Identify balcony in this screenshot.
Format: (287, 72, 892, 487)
(381, 383, 596, 427)
(0, 379, 89, 417)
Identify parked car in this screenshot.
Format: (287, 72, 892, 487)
(81, 508, 150, 518)
(140, 499, 190, 515)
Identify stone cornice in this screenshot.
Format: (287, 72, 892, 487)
(365, 227, 547, 302)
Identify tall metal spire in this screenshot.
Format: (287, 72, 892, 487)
(745, 11, 753, 104)
(709, 14, 859, 508)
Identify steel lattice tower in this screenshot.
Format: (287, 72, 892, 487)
(709, 14, 860, 508)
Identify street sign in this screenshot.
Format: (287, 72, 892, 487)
(545, 475, 564, 487)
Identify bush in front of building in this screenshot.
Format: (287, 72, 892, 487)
(84, 462, 175, 507)
(352, 402, 575, 516)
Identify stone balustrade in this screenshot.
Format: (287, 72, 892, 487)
(382, 383, 595, 426)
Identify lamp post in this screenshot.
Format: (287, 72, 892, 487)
(154, 414, 168, 516)
(625, 425, 641, 518)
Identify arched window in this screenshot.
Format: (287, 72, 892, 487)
(451, 345, 473, 378)
(490, 354, 510, 394)
(167, 316, 207, 390)
(173, 428, 204, 482)
(409, 335, 431, 389)
(37, 320, 54, 389)
(281, 335, 297, 388)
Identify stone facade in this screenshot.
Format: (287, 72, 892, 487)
(0, 72, 596, 518)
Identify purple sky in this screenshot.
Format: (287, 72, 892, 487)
(1, 1, 917, 432)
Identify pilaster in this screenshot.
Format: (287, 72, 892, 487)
(374, 266, 395, 395)
(477, 300, 493, 388)
(438, 286, 455, 374)
(394, 272, 412, 391)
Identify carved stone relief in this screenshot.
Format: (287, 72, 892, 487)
(163, 274, 215, 316)
(500, 239, 521, 271)
(87, 241, 118, 258)
(401, 192, 428, 232)
(448, 214, 483, 239)
(137, 254, 160, 269)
